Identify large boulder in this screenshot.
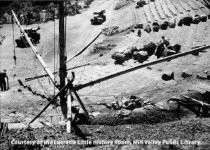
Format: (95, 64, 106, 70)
(123, 49, 133, 60)
(143, 42, 157, 56)
(152, 22, 160, 32)
(178, 18, 183, 26)
(183, 15, 193, 26)
(137, 0, 146, 7)
(173, 44, 181, 53)
(168, 18, 176, 28)
(130, 46, 139, 54)
(133, 51, 149, 63)
(200, 14, 208, 22)
(162, 72, 174, 81)
(112, 52, 126, 64)
(144, 24, 152, 33)
(192, 14, 200, 24)
(160, 21, 168, 30)
(134, 23, 143, 29)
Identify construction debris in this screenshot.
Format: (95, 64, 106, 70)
(112, 38, 181, 64)
(168, 89, 210, 118)
(109, 95, 147, 110)
(115, 0, 133, 10)
(102, 26, 119, 36)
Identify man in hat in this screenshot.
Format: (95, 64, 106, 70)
(0, 69, 8, 91)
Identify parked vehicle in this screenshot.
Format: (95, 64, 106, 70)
(90, 10, 106, 25)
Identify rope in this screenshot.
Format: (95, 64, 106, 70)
(12, 16, 17, 65)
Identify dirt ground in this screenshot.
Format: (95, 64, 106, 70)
(1, 0, 210, 149)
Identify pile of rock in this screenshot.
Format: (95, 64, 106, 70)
(112, 39, 181, 64)
(112, 42, 157, 64)
(110, 95, 149, 110)
(102, 26, 119, 36)
(136, 0, 147, 8)
(178, 14, 208, 26)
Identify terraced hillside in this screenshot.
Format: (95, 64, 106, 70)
(0, 0, 210, 149)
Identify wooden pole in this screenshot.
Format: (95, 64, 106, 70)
(59, 2, 69, 132)
(70, 83, 89, 117)
(11, 10, 57, 88)
(66, 87, 72, 133)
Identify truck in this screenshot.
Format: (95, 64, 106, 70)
(15, 27, 40, 48)
(90, 10, 106, 25)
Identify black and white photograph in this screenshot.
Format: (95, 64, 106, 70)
(0, 0, 210, 149)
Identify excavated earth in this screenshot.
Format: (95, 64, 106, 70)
(1, 0, 210, 149)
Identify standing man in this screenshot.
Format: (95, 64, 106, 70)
(161, 36, 170, 47)
(0, 69, 8, 91)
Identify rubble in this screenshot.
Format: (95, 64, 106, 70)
(29, 120, 44, 129)
(109, 95, 145, 110)
(102, 26, 119, 36)
(112, 39, 181, 64)
(115, 0, 133, 10)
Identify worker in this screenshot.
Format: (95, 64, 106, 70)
(0, 69, 8, 91)
(161, 36, 170, 47)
